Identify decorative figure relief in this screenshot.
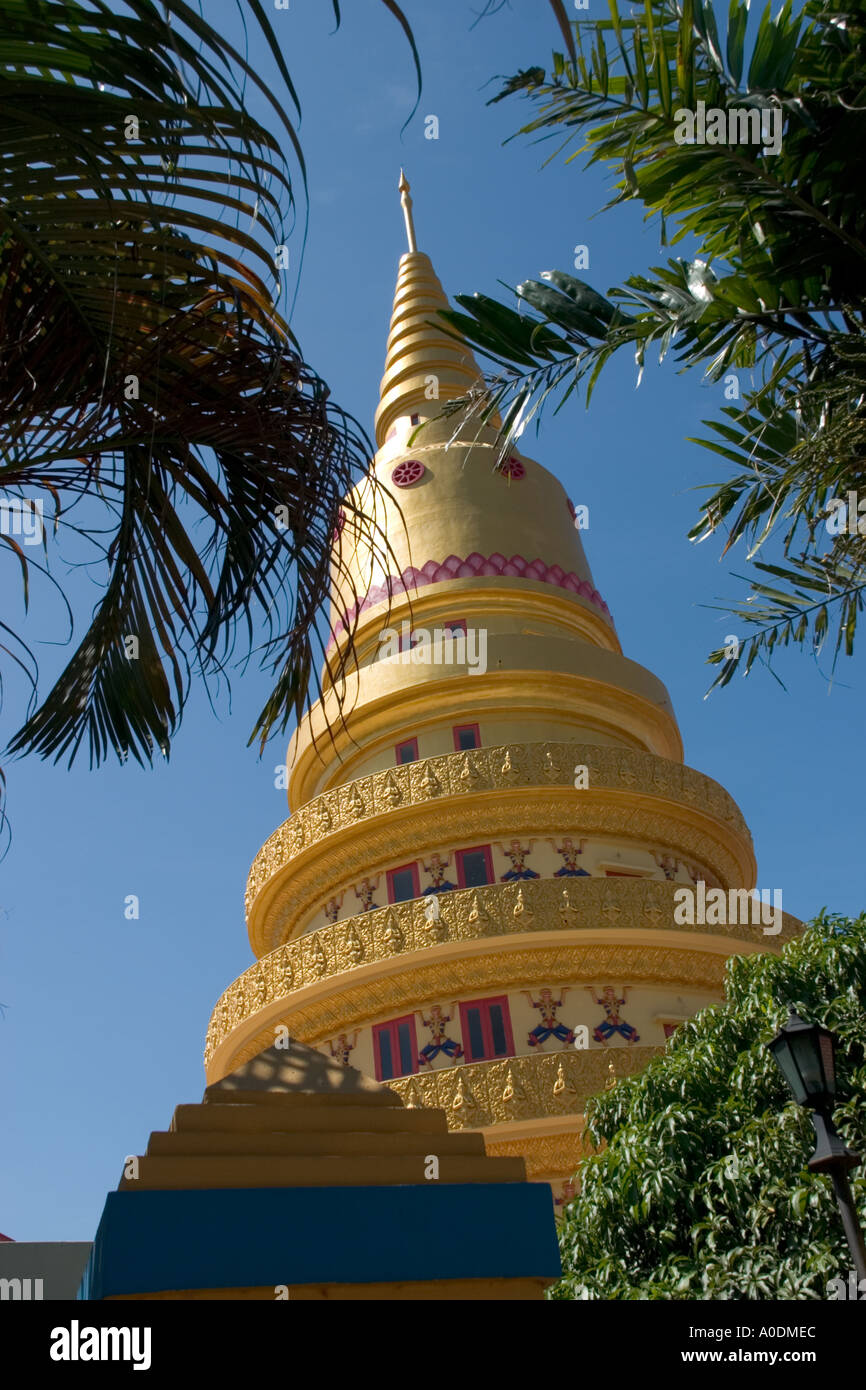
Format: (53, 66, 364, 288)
(552, 1059, 577, 1099)
(524, 987, 576, 1050)
(348, 785, 366, 819)
(383, 773, 402, 806)
(310, 936, 328, 976)
(459, 753, 481, 785)
(345, 924, 364, 964)
(654, 852, 679, 880)
(587, 985, 640, 1045)
(467, 893, 489, 924)
(501, 1065, 527, 1105)
(290, 818, 304, 853)
(273, 954, 294, 995)
(422, 852, 457, 893)
(383, 910, 403, 953)
(451, 1072, 484, 1126)
(687, 862, 720, 890)
(328, 1030, 360, 1066)
(559, 886, 579, 919)
(549, 836, 590, 877)
(496, 838, 540, 881)
(353, 876, 380, 912)
(323, 893, 344, 925)
(419, 765, 441, 797)
(402, 1077, 424, 1109)
(554, 1177, 577, 1211)
(417, 1003, 463, 1068)
(513, 887, 534, 921)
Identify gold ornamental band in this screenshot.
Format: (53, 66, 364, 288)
(206, 877, 799, 1075)
(246, 741, 755, 951)
(390, 1047, 660, 1130)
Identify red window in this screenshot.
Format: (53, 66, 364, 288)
(444, 619, 467, 635)
(387, 862, 420, 904)
(455, 845, 494, 889)
(373, 1015, 418, 1081)
(395, 738, 418, 765)
(453, 723, 480, 752)
(662, 1023, 680, 1040)
(391, 459, 426, 488)
(497, 457, 525, 480)
(459, 995, 514, 1063)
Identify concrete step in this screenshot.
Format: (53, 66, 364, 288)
(203, 1086, 400, 1109)
(170, 1104, 449, 1136)
(119, 1153, 526, 1190)
(147, 1129, 487, 1159)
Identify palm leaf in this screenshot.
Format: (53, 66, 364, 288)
(0, 0, 420, 782)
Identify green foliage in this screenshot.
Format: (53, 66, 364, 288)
(443, 0, 866, 691)
(551, 911, 866, 1299)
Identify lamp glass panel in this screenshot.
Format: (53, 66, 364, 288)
(789, 1030, 827, 1101)
(818, 1033, 836, 1095)
(770, 1038, 808, 1104)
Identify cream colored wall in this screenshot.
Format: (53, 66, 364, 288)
(331, 432, 602, 628)
(327, 720, 632, 786)
(290, 627, 683, 804)
(318, 984, 720, 1080)
(299, 837, 707, 935)
(352, 610, 610, 673)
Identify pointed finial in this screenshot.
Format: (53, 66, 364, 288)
(398, 168, 417, 254)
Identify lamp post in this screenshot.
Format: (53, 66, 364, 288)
(768, 1008, 866, 1281)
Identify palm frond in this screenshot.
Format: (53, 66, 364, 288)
(438, 0, 866, 685)
(0, 0, 420, 775)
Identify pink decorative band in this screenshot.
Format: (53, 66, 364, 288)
(328, 552, 613, 647)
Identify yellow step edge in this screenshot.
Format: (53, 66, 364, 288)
(202, 1088, 400, 1110)
(147, 1130, 487, 1159)
(119, 1153, 527, 1190)
(169, 1104, 449, 1136)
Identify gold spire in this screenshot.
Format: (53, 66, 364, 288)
(398, 169, 417, 253)
(374, 175, 485, 448)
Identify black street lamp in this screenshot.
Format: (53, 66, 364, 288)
(768, 1008, 866, 1281)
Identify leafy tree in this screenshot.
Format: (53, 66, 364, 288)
(552, 910, 866, 1299)
(0, 0, 421, 848)
(440, 0, 866, 691)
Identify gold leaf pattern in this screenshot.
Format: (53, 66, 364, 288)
(244, 741, 753, 929)
(206, 877, 800, 1067)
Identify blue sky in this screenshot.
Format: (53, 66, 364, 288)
(2, 0, 863, 1241)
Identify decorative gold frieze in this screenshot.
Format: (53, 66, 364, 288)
(208, 944, 725, 1078)
(205, 877, 799, 1068)
(388, 1048, 658, 1130)
(486, 1131, 592, 1181)
(245, 741, 752, 920)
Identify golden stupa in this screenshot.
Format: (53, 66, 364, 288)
(203, 177, 799, 1204)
